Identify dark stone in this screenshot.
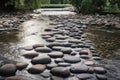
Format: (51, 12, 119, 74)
(77, 74, 94, 80)
(27, 64, 46, 74)
(80, 55, 90, 59)
(0, 64, 17, 76)
(48, 51, 64, 58)
(31, 55, 51, 64)
(79, 49, 89, 55)
(35, 47, 52, 53)
(55, 58, 64, 63)
(63, 55, 81, 63)
(46, 63, 58, 70)
(94, 67, 107, 74)
(52, 46, 63, 51)
(50, 67, 70, 77)
(22, 52, 39, 59)
(16, 62, 28, 70)
(92, 57, 102, 61)
(65, 77, 79, 80)
(40, 72, 51, 78)
(32, 44, 44, 49)
(96, 74, 107, 80)
(70, 65, 89, 73)
(61, 48, 72, 54)
(58, 62, 71, 67)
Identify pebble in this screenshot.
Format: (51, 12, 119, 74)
(48, 51, 64, 58)
(27, 64, 46, 74)
(58, 62, 71, 67)
(5, 76, 23, 80)
(35, 47, 52, 53)
(50, 67, 70, 77)
(0, 64, 17, 76)
(40, 72, 51, 78)
(31, 55, 51, 64)
(96, 74, 107, 80)
(22, 52, 39, 59)
(54, 58, 64, 63)
(79, 49, 89, 55)
(94, 67, 107, 74)
(46, 63, 58, 70)
(84, 61, 94, 66)
(61, 48, 72, 54)
(76, 74, 94, 80)
(32, 44, 44, 49)
(16, 62, 28, 70)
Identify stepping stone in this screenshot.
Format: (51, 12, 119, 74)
(94, 67, 107, 74)
(61, 48, 72, 54)
(31, 55, 51, 64)
(22, 52, 39, 59)
(27, 64, 46, 74)
(35, 47, 52, 53)
(63, 55, 81, 63)
(40, 72, 51, 78)
(58, 62, 71, 67)
(76, 74, 94, 80)
(32, 44, 44, 49)
(46, 63, 58, 70)
(48, 52, 64, 58)
(96, 74, 107, 80)
(70, 65, 89, 73)
(16, 62, 28, 70)
(55, 58, 64, 63)
(0, 64, 17, 76)
(50, 67, 70, 77)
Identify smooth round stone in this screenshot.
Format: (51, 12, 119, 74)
(70, 52, 77, 56)
(0, 64, 17, 76)
(31, 55, 51, 64)
(46, 38, 55, 42)
(44, 28, 52, 32)
(70, 65, 89, 73)
(94, 67, 107, 74)
(69, 39, 82, 44)
(85, 61, 94, 66)
(48, 52, 64, 58)
(22, 52, 39, 59)
(79, 49, 89, 55)
(52, 46, 63, 51)
(96, 74, 107, 80)
(63, 55, 81, 63)
(92, 57, 102, 60)
(55, 58, 64, 63)
(27, 64, 46, 74)
(61, 48, 72, 54)
(58, 62, 71, 67)
(40, 72, 51, 78)
(46, 63, 58, 70)
(77, 74, 94, 80)
(50, 67, 70, 77)
(35, 47, 52, 53)
(33, 44, 44, 49)
(80, 55, 90, 59)
(20, 46, 33, 51)
(16, 62, 28, 70)
(47, 43, 62, 48)
(65, 77, 79, 80)
(5, 76, 23, 80)
(63, 43, 72, 47)
(56, 36, 67, 40)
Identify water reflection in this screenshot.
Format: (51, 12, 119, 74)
(86, 26, 120, 58)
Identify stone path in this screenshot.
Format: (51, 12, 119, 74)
(0, 10, 108, 80)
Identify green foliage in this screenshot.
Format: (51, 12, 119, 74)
(41, 0, 50, 4)
(41, 4, 71, 8)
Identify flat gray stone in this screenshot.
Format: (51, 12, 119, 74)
(77, 74, 94, 80)
(94, 67, 107, 74)
(61, 48, 72, 54)
(96, 74, 107, 80)
(35, 47, 52, 53)
(16, 62, 28, 70)
(46, 63, 58, 70)
(31, 55, 51, 64)
(40, 72, 51, 78)
(27, 64, 46, 74)
(22, 52, 39, 59)
(48, 51, 64, 58)
(58, 62, 71, 67)
(50, 67, 70, 77)
(33, 44, 44, 49)
(55, 58, 64, 63)
(63, 55, 81, 63)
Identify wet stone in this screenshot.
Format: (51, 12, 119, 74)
(94, 67, 107, 74)
(16, 62, 28, 70)
(31, 55, 51, 64)
(96, 74, 107, 80)
(48, 51, 64, 58)
(50, 67, 70, 77)
(58, 62, 71, 67)
(55, 58, 64, 63)
(0, 64, 17, 76)
(35, 47, 52, 53)
(22, 52, 39, 59)
(27, 64, 46, 74)
(76, 74, 94, 80)
(63, 55, 81, 63)
(70, 65, 89, 73)
(61, 48, 72, 54)
(46, 63, 58, 70)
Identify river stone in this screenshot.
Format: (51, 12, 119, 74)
(32, 44, 44, 49)
(55, 58, 64, 63)
(70, 51, 77, 56)
(61, 48, 72, 54)
(20, 46, 33, 51)
(42, 35, 51, 39)
(58, 62, 71, 67)
(80, 55, 90, 59)
(79, 49, 89, 55)
(31, 55, 51, 64)
(50, 67, 70, 77)
(52, 46, 63, 51)
(92, 57, 102, 60)
(63, 55, 81, 63)
(69, 39, 82, 44)
(16, 62, 28, 70)
(76, 74, 93, 80)
(48, 52, 64, 58)
(40, 72, 51, 78)
(70, 65, 89, 73)
(46, 38, 55, 42)
(84, 61, 94, 66)
(96, 74, 107, 80)
(0, 64, 17, 76)
(63, 43, 72, 47)
(46, 63, 58, 70)
(22, 52, 39, 59)
(28, 64, 46, 74)
(44, 28, 52, 32)
(35, 47, 52, 53)
(94, 67, 107, 74)
(5, 76, 23, 80)
(65, 77, 79, 80)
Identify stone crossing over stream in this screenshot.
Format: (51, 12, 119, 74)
(0, 9, 107, 80)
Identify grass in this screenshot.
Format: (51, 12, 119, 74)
(41, 4, 72, 8)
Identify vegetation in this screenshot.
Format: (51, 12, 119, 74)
(41, 4, 71, 8)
